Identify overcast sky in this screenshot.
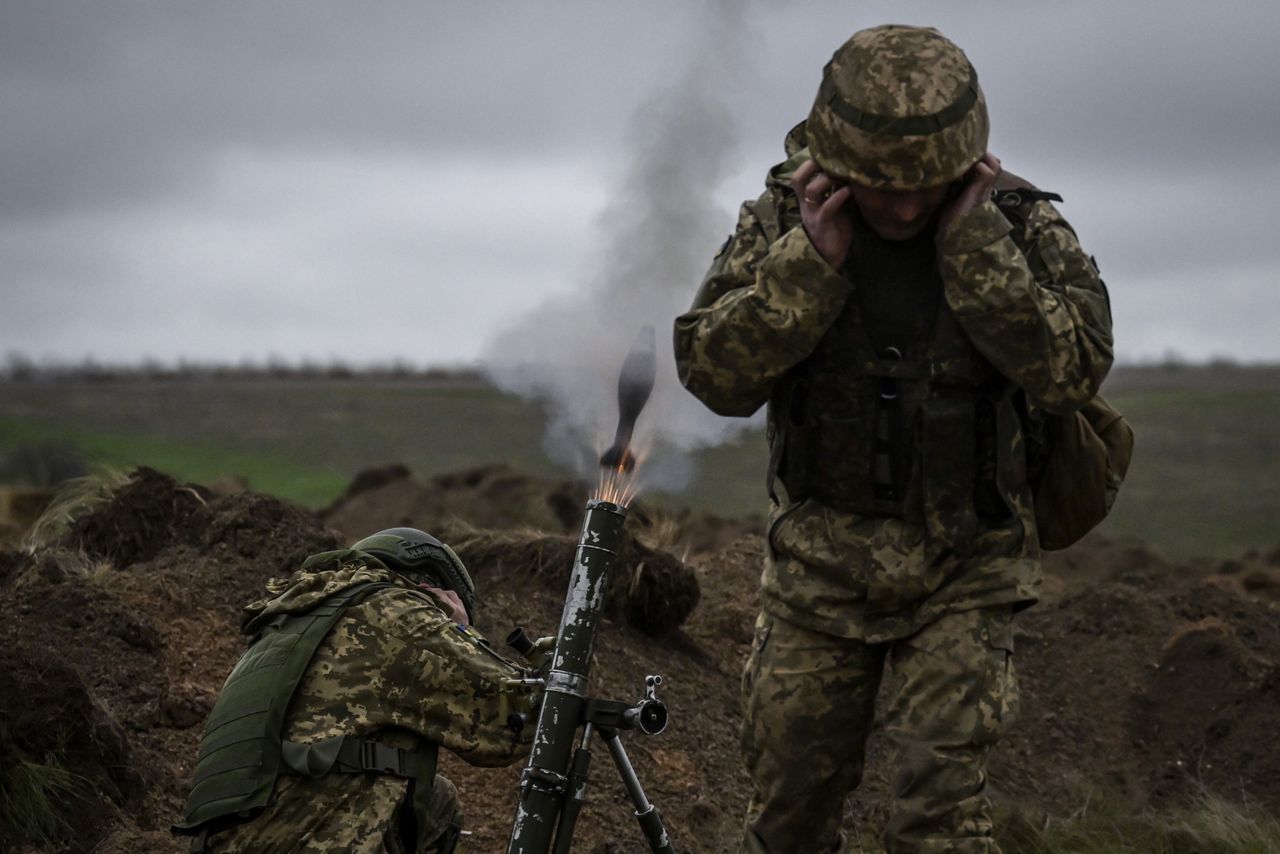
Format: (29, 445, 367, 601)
(3, 1, 1278, 371)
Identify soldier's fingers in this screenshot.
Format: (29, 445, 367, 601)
(975, 154, 1001, 186)
(809, 172, 838, 201)
(818, 185, 851, 219)
(420, 584, 468, 624)
(802, 175, 841, 208)
(792, 159, 819, 195)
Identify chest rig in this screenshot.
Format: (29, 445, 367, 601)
(764, 186, 1058, 555)
(769, 272, 1020, 551)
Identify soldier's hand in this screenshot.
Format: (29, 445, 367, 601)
(793, 159, 854, 269)
(936, 152, 1001, 239)
(420, 584, 469, 625)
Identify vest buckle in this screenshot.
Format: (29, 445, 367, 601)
(878, 346, 903, 400)
(361, 741, 408, 776)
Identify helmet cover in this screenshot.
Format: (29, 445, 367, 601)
(806, 24, 989, 190)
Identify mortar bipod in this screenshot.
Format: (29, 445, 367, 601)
(538, 674, 674, 854)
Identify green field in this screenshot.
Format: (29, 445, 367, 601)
(1, 366, 1277, 559)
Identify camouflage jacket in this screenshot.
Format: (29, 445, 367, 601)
(208, 552, 538, 852)
(674, 124, 1113, 641)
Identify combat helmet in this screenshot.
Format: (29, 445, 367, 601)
(806, 25, 989, 190)
(351, 527, 477, 623)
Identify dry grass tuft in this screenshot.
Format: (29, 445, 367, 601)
(21, 470, 130, 552)
(1000, 791, 1280, 854)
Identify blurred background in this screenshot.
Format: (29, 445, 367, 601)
(2, 1, 1278, 558)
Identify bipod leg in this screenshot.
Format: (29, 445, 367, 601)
(551, 724, 594, 854)
(599, 728, 676, 854)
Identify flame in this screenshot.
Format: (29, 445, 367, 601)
(595, 454, 644, 507)
(593, 433, 650, 507)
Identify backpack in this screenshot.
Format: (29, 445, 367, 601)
(987, 178, 1135, 551)
(1029, 394, 1135, 550)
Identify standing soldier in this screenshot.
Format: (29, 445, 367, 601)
(173, 528, 544, 853)
(675, 25, 1113, 854)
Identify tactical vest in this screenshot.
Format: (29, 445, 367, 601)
(172, 581, 440, 850)
(765, 165, 1061, 554)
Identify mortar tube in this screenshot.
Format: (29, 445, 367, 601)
(507, 499, 627, 854)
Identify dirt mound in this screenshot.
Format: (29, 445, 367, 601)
(199, 490, 339, 577)
(0, 561, 167, 851)
(69, 467, 211, 566)
(326, 463, 588, 538)
(324, 463, 760, 561)
(988, 550, 1280, 826)
(0, 638, 139, 852)
(2, 466, 1279, 852)
(1131, 592, 1280, 807)
(0, 469, 343, 852)
(442, 522, 700, 636)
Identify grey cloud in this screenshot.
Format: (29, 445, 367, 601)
(742, 3, 1279, 171)
(0, 0, 1276, 373)
(0, 3, 697, 217)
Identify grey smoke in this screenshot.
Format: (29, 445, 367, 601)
(481, 0, 758, 491)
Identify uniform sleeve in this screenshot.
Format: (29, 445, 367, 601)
(673, 198, 852, 417)
(938, 200, 1114, 413)
(359, 591, 540, 767)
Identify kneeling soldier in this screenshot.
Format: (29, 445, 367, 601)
(174, 528, 543, 853)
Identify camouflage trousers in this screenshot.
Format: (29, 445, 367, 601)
(740, 607, 1018, 854)
(207, 773, 462, 853)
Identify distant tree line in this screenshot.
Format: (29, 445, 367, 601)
(1, 352, 484, 384)
(3, 351, 1270, 386)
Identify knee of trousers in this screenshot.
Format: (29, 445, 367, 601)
(417, 774, 462, 852)
(740, 613, 883, 798)
(888, 608, 1019, 751)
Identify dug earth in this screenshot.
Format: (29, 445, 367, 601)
(1, 465, 1278, 852)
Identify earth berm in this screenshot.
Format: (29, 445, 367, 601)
(1, 465, 1277, 852)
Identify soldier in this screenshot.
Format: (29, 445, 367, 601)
(675, 25, 1113, 854)
(173, 528, 544, 853)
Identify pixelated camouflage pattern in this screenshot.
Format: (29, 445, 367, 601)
(807, 26, 988, 190)
(206, 558, 539, 852)
(741, 607, 1017, 854)
(761, 496, 1041, 643)
(677, 115, 1108, 849)
(210, 773, 460, 854)
(938, 200, 1114, 413)
(674, 127, 1112, 641)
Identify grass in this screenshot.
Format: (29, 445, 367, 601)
(0, 371, 1276, 558)
(1097, 387, 1280, 559)
(0, 377, 557, 507)
(0, 419, 348, 507)
(0, 756, 85, 844)
(998, 794, 1280, 854)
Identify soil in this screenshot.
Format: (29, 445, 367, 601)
(1, 466, 1278, 853)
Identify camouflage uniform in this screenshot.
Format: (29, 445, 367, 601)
(206, 555, 539, 853)
(674, 26, 1112, 854)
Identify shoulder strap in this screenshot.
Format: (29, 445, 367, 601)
(989, 171, 1064, 283)
(992, 187, 1062, 207)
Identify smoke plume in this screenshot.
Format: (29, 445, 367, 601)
(481, 1, 759, 492)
